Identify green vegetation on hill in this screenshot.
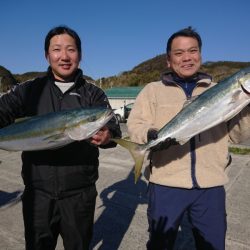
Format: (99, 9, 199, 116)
(14, 71, 47, 83)
(1, 54, 250, 92)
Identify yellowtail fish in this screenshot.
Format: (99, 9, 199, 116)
(0, 107, 113, 151)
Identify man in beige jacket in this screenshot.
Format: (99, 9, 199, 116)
(127, 27, 250, 250)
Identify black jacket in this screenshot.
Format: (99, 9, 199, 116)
(0, 68, 121, 198)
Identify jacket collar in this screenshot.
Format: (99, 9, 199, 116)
(161, 71, 212, 86)
(46, 67, 84, 84)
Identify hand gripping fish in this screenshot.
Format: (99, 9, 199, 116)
(112, 67, 250, 183)
(0, 107, 113, 151)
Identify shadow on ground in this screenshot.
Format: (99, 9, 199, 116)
(91, 170, 148, 250)
(0, 190, 23, 209)
(90, 169, 196, 250)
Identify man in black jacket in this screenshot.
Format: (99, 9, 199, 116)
(0, 25, 121, 250)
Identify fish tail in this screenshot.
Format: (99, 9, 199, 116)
(112, 138, 146, 183)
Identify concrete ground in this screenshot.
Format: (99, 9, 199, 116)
(0, 124, 249, 250)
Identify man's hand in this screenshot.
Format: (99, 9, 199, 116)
(89, 126, 111, 146)
(147, 128, 158, 142)
(147, 128, 179, 151)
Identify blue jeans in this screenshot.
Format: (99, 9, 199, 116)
(147, 183, 226, 250)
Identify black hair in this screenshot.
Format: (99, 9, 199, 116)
(44, 25, 82, 58)
(166, 26, 202, 55)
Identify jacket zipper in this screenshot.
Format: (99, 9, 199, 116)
(175, 82, 200, 188)
(54, 94, 64, 199)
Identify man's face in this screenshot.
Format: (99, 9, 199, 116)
(46, 34, 81, 81)
(167, 36, 201, 78)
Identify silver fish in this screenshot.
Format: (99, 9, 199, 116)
(0, 107, 113, 151)
(112, 67, 250, 183)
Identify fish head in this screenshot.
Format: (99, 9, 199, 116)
(77, 106, 114, 130)
(90, 107, 115, 129)
(66, 107, 114, 140)
(85, 107, 113, 123)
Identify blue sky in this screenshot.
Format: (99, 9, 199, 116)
(0, 0, 249, 80)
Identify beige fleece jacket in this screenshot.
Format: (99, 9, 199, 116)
(127, 78, 250, 189)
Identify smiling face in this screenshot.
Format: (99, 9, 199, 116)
(167, 36, 201, 79)
(46, 33, 81, 81)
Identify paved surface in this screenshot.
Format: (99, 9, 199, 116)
(0, 124, 249, 250)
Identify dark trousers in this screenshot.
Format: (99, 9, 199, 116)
(22, 186, 97, 250)
(146, 183, 226, 250)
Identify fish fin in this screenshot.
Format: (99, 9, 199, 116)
(111, 138, 146, 183)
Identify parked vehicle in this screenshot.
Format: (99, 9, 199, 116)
(114, 103, 134, 123)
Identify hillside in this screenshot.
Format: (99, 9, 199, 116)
(99, 54, 250, 89)
(13, 71, 94, 84)
(1, 54, 250, 92)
